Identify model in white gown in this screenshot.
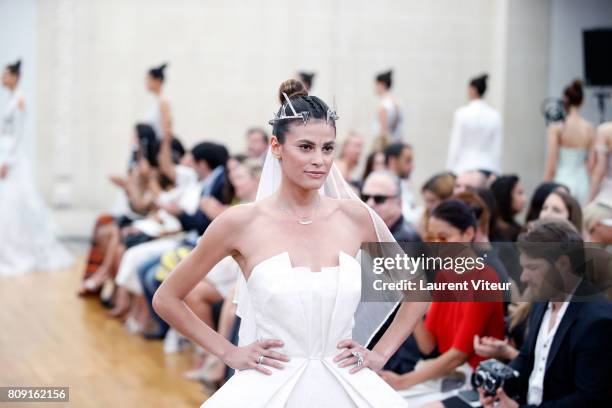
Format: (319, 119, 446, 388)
(0, 86, 73, 276)
(153, 81, 425, 408)
(202, 250, 407, 408)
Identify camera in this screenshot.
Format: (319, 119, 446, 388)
(471, 359, 519, 397)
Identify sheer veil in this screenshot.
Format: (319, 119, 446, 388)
(233, 146, 402, 347)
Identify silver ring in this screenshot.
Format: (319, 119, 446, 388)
(257, 354, 264, 367)
(351, 350, 364, 367)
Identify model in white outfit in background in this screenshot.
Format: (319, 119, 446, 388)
(446, 73, 503, 175)
(144, 62, 172, 140)
(589, 121, 612, 202)
(544, 79, 595, 205)
(373, 70, 404, 149)
(152, 79, 427, 407)
(0, 59, 73, 276)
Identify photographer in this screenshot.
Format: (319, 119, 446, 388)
(479, 219, 612, 408)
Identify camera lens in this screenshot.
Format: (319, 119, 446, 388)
(473, 371, 486, 388)
(484, 375, 497, 394)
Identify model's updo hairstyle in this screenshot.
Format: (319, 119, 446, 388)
(375, 70, 393, 89)
(272, 78, 336, 143)
(148, 62, 168, 82)
(562, 79, 583, 109)
(469, 73, 488, 97)
(6, 59, 21, 77)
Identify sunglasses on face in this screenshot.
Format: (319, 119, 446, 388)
(360, 194, 396, 204)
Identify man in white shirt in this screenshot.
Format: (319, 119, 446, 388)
(446, 73, 503, 175)
(478, 219, 611, 408)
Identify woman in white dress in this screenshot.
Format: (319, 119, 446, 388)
(0, 59, 73, 276)
(153, 79, 427, 407)
(543, 79, 595, 204)
(446, 74, 503, 175)
(373, 70, 403, 149)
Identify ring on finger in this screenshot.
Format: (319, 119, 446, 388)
(351, 350, 364, 367)
(257, 354, 264, 367)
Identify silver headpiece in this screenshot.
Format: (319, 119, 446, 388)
(268, 92, 339, 126)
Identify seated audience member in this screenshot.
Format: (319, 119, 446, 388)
(245, 127, 269, 163)
(336, 131, 365, 182)
(360, 150, 386, 183)
(582, 201, 612, 300)
(453, 191, 510, 292)
(111, 141, 230, 322)
(584, 199, 612, 244)
(538, 190, 583, 233)
(477, 168, 497, 185)
(140, 159, 261, 379)
(379, 200, 505, 391)
(361, 170, 421, 242)
(384, 142, 421, 225)
(476, 219, 612, 408)
(523, 182, 569, 229)
(490, 175, 527, 242)
(157, 141, 231, 236)
(78, 126, 185, 297)
(78, 214, 118, 297)
(453, 170, 488, 194)
(420, 172, 456, 235)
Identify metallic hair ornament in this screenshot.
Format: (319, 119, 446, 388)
(268, 92, 339, 126)
(327, 96, 340, 123)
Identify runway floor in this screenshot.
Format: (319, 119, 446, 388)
(0, 256, 208, 407)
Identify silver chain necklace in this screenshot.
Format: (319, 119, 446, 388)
(278, 196, 322, 225)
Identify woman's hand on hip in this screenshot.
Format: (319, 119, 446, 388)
(334, 339, 388, 374)
(221, 339, 290, 375)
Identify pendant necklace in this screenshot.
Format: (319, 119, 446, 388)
(278, 196, 321, 225)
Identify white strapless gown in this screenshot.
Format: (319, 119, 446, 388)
(201, 250, 407, 407)
(0, 90, 73, 276)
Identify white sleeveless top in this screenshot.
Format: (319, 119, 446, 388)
(373, 97, 403, 143)
(144, 95, 165, 139)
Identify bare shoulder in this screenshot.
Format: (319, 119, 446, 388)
(335, 198, 377, 241)
(548, 121, 563, 133)
(213, 201, 259, 228)
(201, 203, 256, 246)
(159, 97, 171, 109)
(599, 122, 612, 138)
(336, 198, 369, 220)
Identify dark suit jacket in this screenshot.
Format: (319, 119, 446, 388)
(509, 285, 612, 407)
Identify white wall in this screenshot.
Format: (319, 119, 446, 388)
(0, 0, 560, 212)
(501, 0, 552, 194)
(549, 0, 612, 124)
